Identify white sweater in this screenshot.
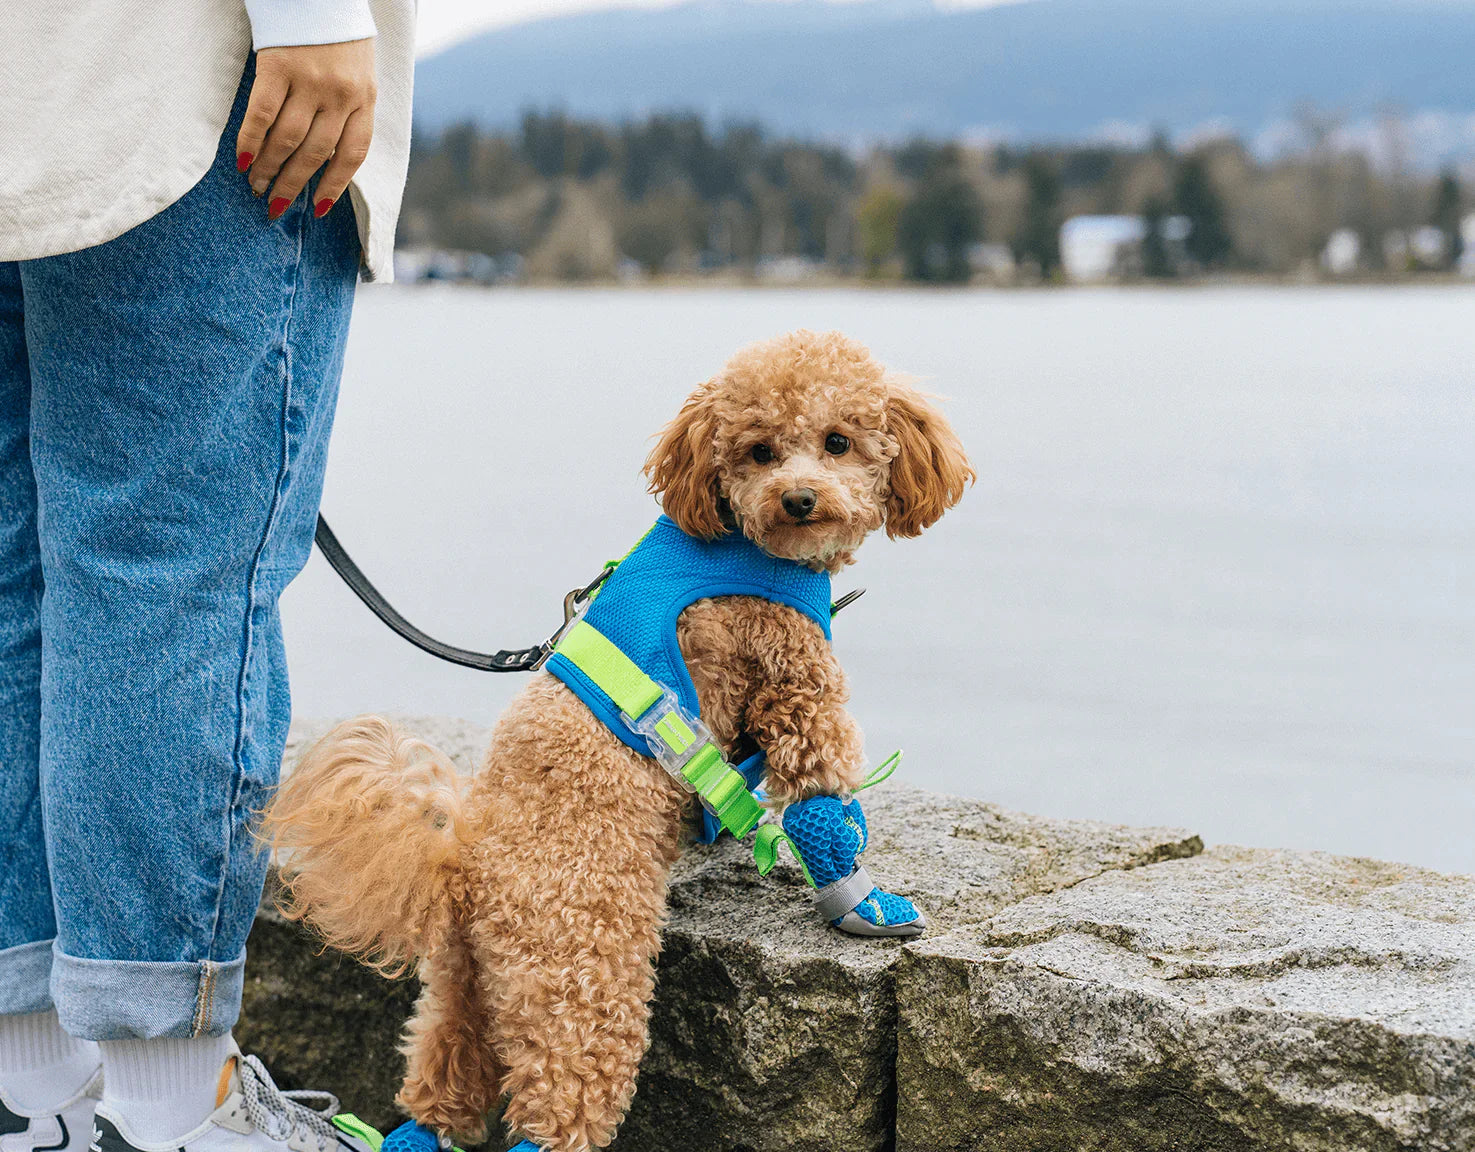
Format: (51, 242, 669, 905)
(0, 0, 414, 281)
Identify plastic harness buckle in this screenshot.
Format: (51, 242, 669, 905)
(552, 620, 763, 839)
(622, 688, 763, 838)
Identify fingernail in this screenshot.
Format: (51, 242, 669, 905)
(268, 197, 290, 220)
(314, 197, 334, 218)
(236, 151, 254, 172)
(251, 179, 268, 197)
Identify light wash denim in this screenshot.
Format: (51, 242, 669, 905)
(0, 58, 359, 1039)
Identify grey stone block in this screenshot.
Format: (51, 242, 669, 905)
(617, 787, 1199, 1152)
(896, 845, 1475, 1152)
(247, 716, 1199, 1152)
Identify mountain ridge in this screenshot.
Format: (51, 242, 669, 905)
(413, 0, 1475, 155)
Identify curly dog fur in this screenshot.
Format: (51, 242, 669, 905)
(263, 330, 972, 1152)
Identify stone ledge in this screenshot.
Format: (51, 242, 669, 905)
(896, 846, 1475, 1152)
(242, 718, 1472, 1152)
(621, 781, 1198, 1152)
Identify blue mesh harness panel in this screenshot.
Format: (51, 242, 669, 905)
(545, 516, 833, 754)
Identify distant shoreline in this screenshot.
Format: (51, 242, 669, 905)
(378, 269, 1475, 291)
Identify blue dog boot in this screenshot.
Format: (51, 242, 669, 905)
(781, 795, 925, 937)
(380, 1118, 540, 1152)
(381, 1122, 447, 1152)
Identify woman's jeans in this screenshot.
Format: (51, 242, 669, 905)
(0, 63, 359, 1039)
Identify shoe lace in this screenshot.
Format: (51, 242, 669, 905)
(237, 1054, 341, 1152)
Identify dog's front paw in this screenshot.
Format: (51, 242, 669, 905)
(780, 795, 925, 938)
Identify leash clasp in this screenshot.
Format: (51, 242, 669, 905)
(562, 563, 615, 626)
(528, 563, 618, 671)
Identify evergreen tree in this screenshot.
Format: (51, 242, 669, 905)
(1140, 197, 1175, 278)
(897, 147, 982, 283)
(616, 199, 686, 274)
(1173, 152, 1232, 267)
(442, 122, 478, 191)
(398, 109, 1465, 282)
(857, 185, 905, 275)
(1015, 153, 1062, 277)
(1431, 169, 1464, 268)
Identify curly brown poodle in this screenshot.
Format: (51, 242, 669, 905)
(263, 329, 972, 1152)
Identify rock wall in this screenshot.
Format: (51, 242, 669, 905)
(240, 719, 1474, 1152)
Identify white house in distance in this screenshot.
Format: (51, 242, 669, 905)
(968, 242, 1016, 281)
(1322, 228, 1361, 276)
(1060, 215, 1146, 281)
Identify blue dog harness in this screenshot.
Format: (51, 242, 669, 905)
(546, 515, 833, 755)
(543, 515, 922, 939)
(543, 516, 830, 840)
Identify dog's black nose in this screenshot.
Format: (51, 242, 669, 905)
(782, 488, 818, 521)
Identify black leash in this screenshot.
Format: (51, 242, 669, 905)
(314, 515, 550, 672)
(314, 515, 863, 674)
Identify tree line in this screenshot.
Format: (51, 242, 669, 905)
(396, 110, 1468, 282)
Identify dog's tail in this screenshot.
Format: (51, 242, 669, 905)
(261, 716, 469, 976)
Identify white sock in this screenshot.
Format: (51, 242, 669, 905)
(98, 1034, 237, 1145)
(0, 1010, 100, 1112)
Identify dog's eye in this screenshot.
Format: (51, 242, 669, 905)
(751, 443, 775, 464)
(825, 432, 851, 456)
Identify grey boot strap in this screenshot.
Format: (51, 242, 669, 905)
(812, 865, 874, 921)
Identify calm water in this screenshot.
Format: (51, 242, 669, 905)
(281, 285, 1474, 874)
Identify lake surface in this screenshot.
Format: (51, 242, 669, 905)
(281, 284, 1474, 874)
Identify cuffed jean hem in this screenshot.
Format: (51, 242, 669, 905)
(50, 944, 245, 1040)
(0, 939, 55, 1014)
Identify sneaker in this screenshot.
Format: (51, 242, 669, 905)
(89, 1054, 376, 1152)
(0, 1071, 101, 1152)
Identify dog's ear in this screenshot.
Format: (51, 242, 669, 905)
(884, 380, 974, 538)
(644, 386, 726, 539)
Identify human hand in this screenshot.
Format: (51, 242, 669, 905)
(236, 39, 376, 221)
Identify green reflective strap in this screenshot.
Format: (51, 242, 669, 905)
(682, 745, 762, 836)
(331, 1115, 384, 1152)
(752, 824, 818, 887)
(554, 621, 663, 718)
(707, 773, 763, 837)
(681, 744, 726, 792)
(700, 762, 748, 809)
(716, 789, 763, 838)
(556, 619, 692, 757)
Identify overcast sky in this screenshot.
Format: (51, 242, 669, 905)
(414, 0, 1025, 54)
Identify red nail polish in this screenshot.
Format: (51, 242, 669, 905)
(314, 198, 334, 218)
(268, 197, 290, 220)
(236, 151, 254, 172)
